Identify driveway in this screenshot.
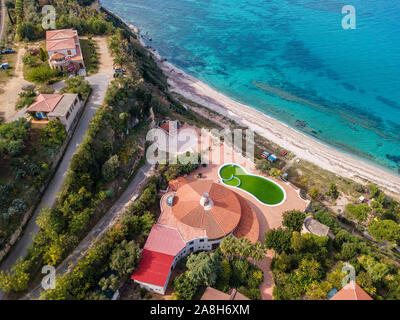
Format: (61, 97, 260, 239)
(0, 71, 112, 299)
(25, 162, 155, 300)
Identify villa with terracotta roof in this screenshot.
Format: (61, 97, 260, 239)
(46, 29, 86, 75)
(26, 93, 82, 131)
(131, 177, 260, 294)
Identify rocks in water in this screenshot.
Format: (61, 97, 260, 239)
(386, 154, 400, 164)
(295, 120, 308, 128)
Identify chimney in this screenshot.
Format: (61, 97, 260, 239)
(200, 192, 214, 210)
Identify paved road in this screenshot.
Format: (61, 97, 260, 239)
(25, 162, 154, 300)
(0, 0, 6, 42)
(0, 72, 111, 299)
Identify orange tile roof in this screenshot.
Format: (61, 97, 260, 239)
(172, 180, 242, 240)
(169, 177, 187, 192)
(330, 281, 373, 300)
(47, 37, 76, 51)
(46, 29, 78, 51)
(46, 29, 77, 41)
(233, 194, 260, 243)
(201, 287, 250, 300)
(27, 94, 63, 113)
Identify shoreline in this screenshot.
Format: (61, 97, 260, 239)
(111, 12, 400, 195)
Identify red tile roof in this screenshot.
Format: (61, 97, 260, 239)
(144, 224, 186, 256)
(46, 29, 77, 41)
(233, 194, 260, 243)
(330, 281, 373, 300)
(46, 29, 78, 51)
(172, 180, 242, 240)
(47, 37, 76, 51)
(27, 94, 63, 113)
(169, 177, 187, 192)
(131, 249, 175, 287)
(201, 287, 250, 300)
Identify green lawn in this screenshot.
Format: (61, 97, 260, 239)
(219, 164, 285, 205)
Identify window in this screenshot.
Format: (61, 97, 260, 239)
(199, 239, 204, 243)
(74, 99, 77, 106)
(189, 241, 194, 245)
(66, 112, 70, 120)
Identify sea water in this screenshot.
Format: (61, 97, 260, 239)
(102, 0, 400, 173)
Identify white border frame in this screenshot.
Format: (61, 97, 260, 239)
(218, 163, 287, 207)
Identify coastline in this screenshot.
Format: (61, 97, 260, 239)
(103, 7, 400, 195)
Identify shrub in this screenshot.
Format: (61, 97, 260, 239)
(26, 64, 59, 83)
(368, 220, 400, 243)
(102, 155, 121, 182)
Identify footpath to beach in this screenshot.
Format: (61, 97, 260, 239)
(149, 55, 400, 196)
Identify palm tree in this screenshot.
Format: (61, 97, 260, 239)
(237, 238, 252, 260)
(220, 236, 236, 260)
(251, 241, 267, 265)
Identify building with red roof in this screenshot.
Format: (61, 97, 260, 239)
(46, 29, 86, 75)
(27, 93, 82, 132)
(330, 281, 373, 300)
(132, 178, 260, 295)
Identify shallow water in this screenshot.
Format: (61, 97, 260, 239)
(102, 0, 400, 173)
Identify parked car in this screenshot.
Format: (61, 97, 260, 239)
(1, 48, 15, 54)
(0, 63, 10, 69)
(113, 67, 126, 73)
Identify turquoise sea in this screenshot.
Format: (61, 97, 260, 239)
(102, 0, 400, 173)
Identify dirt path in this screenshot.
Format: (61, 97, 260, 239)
(0, 0, 6, 42)
(0, 46, 32, 120)
(93, 36, 114, 77)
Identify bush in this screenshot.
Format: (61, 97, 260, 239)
(102, 155, 121, 182)
(282, 210, 306, 232)
(345, 204, 371, 222)
(368, 220, 400, 243)
(40, 120, 66, 148)
(26, 64, 59, 83)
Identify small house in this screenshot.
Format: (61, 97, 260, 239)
(27, 93, 82, 132)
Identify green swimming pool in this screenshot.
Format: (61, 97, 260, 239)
(218, 164, 286, 206)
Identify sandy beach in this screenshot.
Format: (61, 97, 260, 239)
(134, 39, 400, 196)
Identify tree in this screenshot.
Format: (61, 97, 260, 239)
(295, 258, 323, 285)
(255, 159, 271, 173)
(26, 64, 59, 83)
(309, 188, 321, 200)
(99, 274, 119, 292)
(305, 281, 332, 300)
(326, 183, 339, 200)
(186, 252, 221, 287)
(269, 168, 281, 178)
(102, 155, 120, 182)
(345, 204, 371, 222)
(219, 236, 236, 259)
(368, 220, 400, 243)
(264, 227, 292, 255)
(110, 240, 141, 278)
(173, 273, 198, 300)
(40, 120, 66, 148)
(282, 210, 306, 232)
(0, 257, 31, 292)
(250, 241, 266, 263)
(358, 255, 389, 283)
